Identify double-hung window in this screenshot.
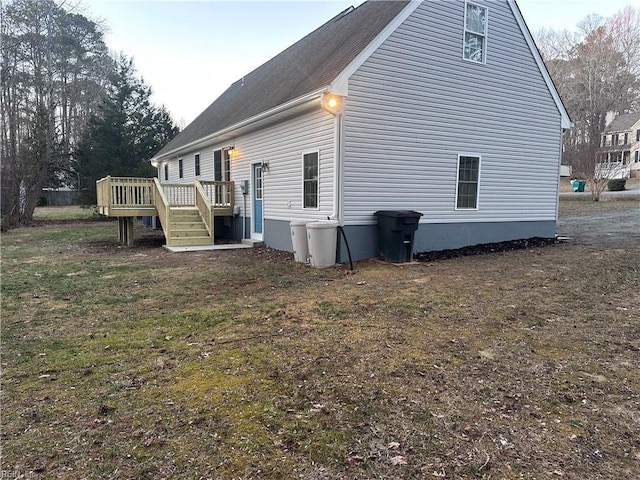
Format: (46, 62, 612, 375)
(463, 2, 487, 63)
(303, 151, 319, 209)
(456, 155, 480, 209)
(194, 153, 201, 176)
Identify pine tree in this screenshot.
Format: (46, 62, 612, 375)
(75, 55, 179, 203)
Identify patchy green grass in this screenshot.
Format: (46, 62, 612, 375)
(33, 205, 101, 221)
(1, 202, 639, 479)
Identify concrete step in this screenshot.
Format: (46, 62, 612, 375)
(242, 238, 265, 247)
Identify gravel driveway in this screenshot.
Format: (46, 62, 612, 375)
(558, 196, 640, 245)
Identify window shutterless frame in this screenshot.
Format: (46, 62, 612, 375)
(463, 1, 488, 64)
(178, 158, 184, 179)
(302, 150, 320, 210)
(455, 154, 481, 210)
(194, 153, 201, 177)
(164, 164, 169, 181)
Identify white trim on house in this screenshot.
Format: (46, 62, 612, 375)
(330, 1, 421, 96)
(507, 0, 572, 129)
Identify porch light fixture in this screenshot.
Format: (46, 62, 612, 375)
(227, 146, 235, 156)
(322, 92, 343, 115)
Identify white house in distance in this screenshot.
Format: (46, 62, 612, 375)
(98, 0, 571, 260)
(598, 112, 640, 179)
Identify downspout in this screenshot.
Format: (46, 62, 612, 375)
(321, 92, 344, 224)
(333, 111, 344, 224)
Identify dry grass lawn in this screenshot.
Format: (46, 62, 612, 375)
(1, 200, 638, 479)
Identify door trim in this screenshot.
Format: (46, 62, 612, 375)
(251, 163, 263, 241)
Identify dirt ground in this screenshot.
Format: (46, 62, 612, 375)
(1, 199, 639, 479)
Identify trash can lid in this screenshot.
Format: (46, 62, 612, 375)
(307, 220, 339, 229)
(374, 210, 423, 217)
(289, 220, 308, 226)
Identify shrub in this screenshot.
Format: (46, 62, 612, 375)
(607, 179, 626, 191)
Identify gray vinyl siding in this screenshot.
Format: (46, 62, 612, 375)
(160, 149, 213, 184)
(232, 109, 335, 222)
(342, 0, 562, 225)
(156, 108, 334, 226)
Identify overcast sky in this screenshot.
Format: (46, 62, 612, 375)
(83, 0, 635, 127)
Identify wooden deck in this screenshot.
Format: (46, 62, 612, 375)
(96, 176, 235, 247)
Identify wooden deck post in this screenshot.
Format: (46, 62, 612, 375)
(117, 217, 135, 247)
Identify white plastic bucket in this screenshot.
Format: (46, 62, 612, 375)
(306, 220, 338, 268)
(290, 221, 309, 263)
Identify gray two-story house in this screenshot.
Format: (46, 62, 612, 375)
(98, 0, 571, 260)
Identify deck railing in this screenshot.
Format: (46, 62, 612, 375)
(194, 180, 214, 241)
(153, 178, 171, 241)
(97, 176, 234, 221)
(96, 176, 156, 215)
(202, 181, 233, 208)
(162, 183, 195, 206)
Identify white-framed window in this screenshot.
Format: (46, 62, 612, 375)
(194, 153, 201, 176)
(636, 129, 640, 141)
(178, 158, 183, 179)
(302, 151, 319, 209)
(224, 149, 231, 181)
(164, 164, 169, 181)
(635, 151, 639, 163)
(463, 2, 487, 63)
(456, 154, 481, 209)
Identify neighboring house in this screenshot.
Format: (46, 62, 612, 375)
(98, 0, 571, 260)
(598, 112, 640, 178)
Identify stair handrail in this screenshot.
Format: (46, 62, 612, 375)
(153, 178, 171, 242)
(194, 180, 214, 243)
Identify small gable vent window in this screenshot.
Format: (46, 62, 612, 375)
(456, 155, 480, 209)
(463, 2, 487, 63)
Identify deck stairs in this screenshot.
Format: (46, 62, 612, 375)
(168, 207, 212, 247)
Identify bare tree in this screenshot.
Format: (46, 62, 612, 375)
(533, 6, 640, 201)
(1, 0, 112, 227)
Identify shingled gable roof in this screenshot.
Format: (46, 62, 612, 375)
(604, 112, 640, 133)
(153, 0, 410, 159)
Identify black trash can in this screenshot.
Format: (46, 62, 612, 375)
(374, 210, 423, 263)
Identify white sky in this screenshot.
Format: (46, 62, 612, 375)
(83, 0, 636, 127)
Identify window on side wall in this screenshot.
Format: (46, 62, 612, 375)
(178, 158, 183, 179)
(195, 153, 200, 176)
(164, 164, 169, 181)
(303, 151, 319, 209)
(456, 155, 480, 209)
(463, 2, 487, 63)
(224, 149, 231, 181)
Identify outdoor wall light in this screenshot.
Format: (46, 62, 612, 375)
(227, 146, 235, 156)
(322, 92, 343, 115)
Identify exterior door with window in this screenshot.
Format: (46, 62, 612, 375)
(252, 163, 263, 240)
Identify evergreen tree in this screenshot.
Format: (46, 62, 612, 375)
(75, 55, 179, 203)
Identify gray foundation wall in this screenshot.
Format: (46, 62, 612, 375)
(260, 219, 557, 263)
